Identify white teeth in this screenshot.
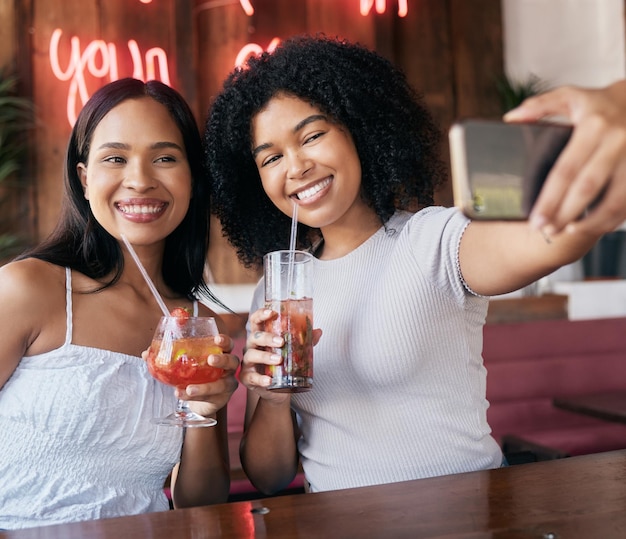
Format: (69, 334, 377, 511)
(118, 204, 164, 214)
(296, 178, 331, 200)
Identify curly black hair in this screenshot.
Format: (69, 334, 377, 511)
(205, 34, 446, 269)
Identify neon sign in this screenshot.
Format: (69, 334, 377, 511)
(235, 38, 281, 67)
(360, 0, 408, 17)
(192, 0, 408, 18)
(50, 1, 411, 126)
(49, 29, 171, 126)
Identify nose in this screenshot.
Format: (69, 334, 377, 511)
(122, 159, 158, 191)
(286, 149, 312, 180)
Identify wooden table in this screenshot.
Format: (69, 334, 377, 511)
(554, 390, 626, 424)
(3, 450, 626, 538)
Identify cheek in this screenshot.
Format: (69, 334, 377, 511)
(260, 174, 287, 210)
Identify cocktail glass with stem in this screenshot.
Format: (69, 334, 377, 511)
(146, 315, 223, 427)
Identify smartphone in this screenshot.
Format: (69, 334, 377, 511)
(449, 119, 573, 220)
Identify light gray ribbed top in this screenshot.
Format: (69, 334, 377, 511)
(250, 207, 502, 492)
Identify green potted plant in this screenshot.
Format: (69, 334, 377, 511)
(0, 72, 34, 261)
(495, 73, 545, 113)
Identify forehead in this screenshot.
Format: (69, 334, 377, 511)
(252, 95, 324, 140)
(91, 97, 183, 145)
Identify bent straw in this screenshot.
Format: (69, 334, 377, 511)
(120, 234, 170, 317)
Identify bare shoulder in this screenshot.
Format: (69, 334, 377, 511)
(0, 259, 66, 335)
(0, 258, 65, 307)
(0, 259, 66, 385)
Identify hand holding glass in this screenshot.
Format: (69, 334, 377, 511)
(264, 250, 314, 392)
(146, 316, 223, 427)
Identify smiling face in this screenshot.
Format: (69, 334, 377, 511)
(251, 93, 371, 233)
(77, 97, 192, 247)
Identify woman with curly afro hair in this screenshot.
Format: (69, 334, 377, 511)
(205, 34, 626, 494)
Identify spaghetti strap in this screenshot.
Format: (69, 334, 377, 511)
(64, 267, 73, 345)
(193, 300, 198, 317)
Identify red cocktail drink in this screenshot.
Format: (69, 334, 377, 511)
(147, 335, 223, 390)
(264, 297, 313, 392)
(147, 315, 222, 427)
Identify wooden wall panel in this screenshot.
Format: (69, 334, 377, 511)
(8, 0, 508, 284)
(0, 0, 17, 70)
(449, 0, 504, 120)
(305, 0, 376, 46)
(389, 0, 456, 206)
(30, 0, 100, 239)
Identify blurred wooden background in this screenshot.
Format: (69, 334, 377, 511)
(0, 0, 504, 284)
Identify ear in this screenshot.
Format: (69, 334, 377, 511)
(77, 163, 89, 200)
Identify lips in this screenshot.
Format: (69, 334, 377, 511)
(115, 199, 168, 221)
(294, 177, 332, 201)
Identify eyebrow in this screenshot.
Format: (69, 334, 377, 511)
(95, 141, 184, 152)
(251, 114, 327, 158)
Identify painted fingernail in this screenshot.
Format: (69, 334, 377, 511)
(529, 213, 546, 231)
(272, 337, 283, 346)
(270, 354, 281, 363)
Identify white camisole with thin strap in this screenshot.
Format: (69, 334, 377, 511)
(0, 268, 184, 529)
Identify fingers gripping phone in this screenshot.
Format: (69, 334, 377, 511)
(449, 119, 573, 220)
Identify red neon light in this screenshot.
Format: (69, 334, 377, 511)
(360, 0, 408, 17)
(49, 29, 171, 126)
(235, 38, 280, 67)
(240, 0, 254, 15)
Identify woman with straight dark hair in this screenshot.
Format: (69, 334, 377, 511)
(0, 78, 238, 529)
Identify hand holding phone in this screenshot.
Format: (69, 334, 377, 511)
(449, 119, 573, 220)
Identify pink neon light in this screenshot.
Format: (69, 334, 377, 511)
(49, 28, 171, 126)
(240, 0, 254, 16)
(235, 37, 280, 67)
(360, 0, 408, 17)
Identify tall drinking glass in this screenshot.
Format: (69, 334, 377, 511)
(146, 316, 223, 427)
(264, 250, 314, 392)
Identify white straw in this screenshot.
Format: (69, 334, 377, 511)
(287, 203, 298, 298)
(288, 202, 298, 252)
(121, 234, 170, 317)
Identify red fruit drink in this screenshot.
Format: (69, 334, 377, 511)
(264, 297, 313, 392)
(147, 336, 223, 390)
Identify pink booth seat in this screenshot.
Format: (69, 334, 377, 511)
(484, 316, 626, 461)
